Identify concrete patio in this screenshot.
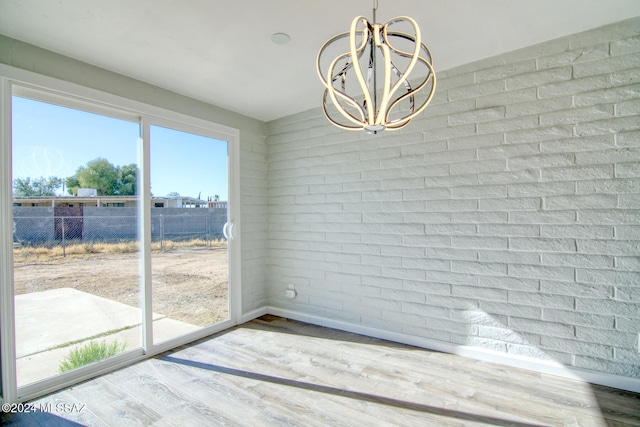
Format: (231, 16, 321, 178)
(15, 288, 199, 386)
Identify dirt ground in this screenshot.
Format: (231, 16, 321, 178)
(13, 246, 229, 327)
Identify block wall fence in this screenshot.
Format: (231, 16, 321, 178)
(265, 17, 640, 380)
(12, 207, 228, 243)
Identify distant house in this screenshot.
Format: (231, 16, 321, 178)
(12, 194, 221, 209)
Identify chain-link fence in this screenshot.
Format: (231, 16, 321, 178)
(12, 207, 227, 254)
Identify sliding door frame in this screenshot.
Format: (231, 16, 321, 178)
(0, 64, 242, 403)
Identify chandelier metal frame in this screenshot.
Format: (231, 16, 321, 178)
(316, 2, 436, 134)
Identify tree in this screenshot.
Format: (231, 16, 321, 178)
(65, 176, 81, 196)
(166, 191, 180, 197)
(116, 163, 137, 196)
(13, 176, 62, 196)
(73, 158, 118, 196)
(66, 158, 137, 196)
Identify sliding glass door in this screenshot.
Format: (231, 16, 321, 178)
(149, 123, 230, 345)
(12, 96, 143, 387)
(0, 78, 240, 402)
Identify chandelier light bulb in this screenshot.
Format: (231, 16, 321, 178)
(316, 7, 436, 134)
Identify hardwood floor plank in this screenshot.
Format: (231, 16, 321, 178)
(67, 377, 162, 426)
(3, 316, 638, 426)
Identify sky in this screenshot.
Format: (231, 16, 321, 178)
(11, 96, 229, 201)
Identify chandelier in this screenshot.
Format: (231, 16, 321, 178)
(316, 1, 436, 134)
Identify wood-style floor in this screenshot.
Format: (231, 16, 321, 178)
(3, 315, 640, 426)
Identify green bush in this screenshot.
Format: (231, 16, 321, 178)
(59, 340, 126, 373)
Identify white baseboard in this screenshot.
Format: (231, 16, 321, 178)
(240, 306, 268, 324)
(262, 306, 640, 394)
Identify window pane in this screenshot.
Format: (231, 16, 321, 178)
(12, 96, 142, 387)
(149, 124, 229, 344)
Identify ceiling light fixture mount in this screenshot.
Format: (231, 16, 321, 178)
(316, 0, 436, 134)
(271, 32, 291, 45)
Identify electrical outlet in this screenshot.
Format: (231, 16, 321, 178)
(285, 284, 296, 298)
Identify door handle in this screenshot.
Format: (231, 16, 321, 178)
(223, 221, 235, 240)
(229, 221, 235, 240)
(223, 221, 230, 240)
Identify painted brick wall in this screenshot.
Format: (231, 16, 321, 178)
(240, 128, 268, 314)
(266, 17, 640, 378)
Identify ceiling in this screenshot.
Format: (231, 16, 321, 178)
(1, 0, 640, 122)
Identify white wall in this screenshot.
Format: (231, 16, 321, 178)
(266, 17, 640, 383)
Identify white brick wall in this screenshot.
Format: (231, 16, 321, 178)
(266, 18, 640, 379)
(240, 129, 268, 314)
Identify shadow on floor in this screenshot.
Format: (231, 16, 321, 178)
(159, 354, 545, 427)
